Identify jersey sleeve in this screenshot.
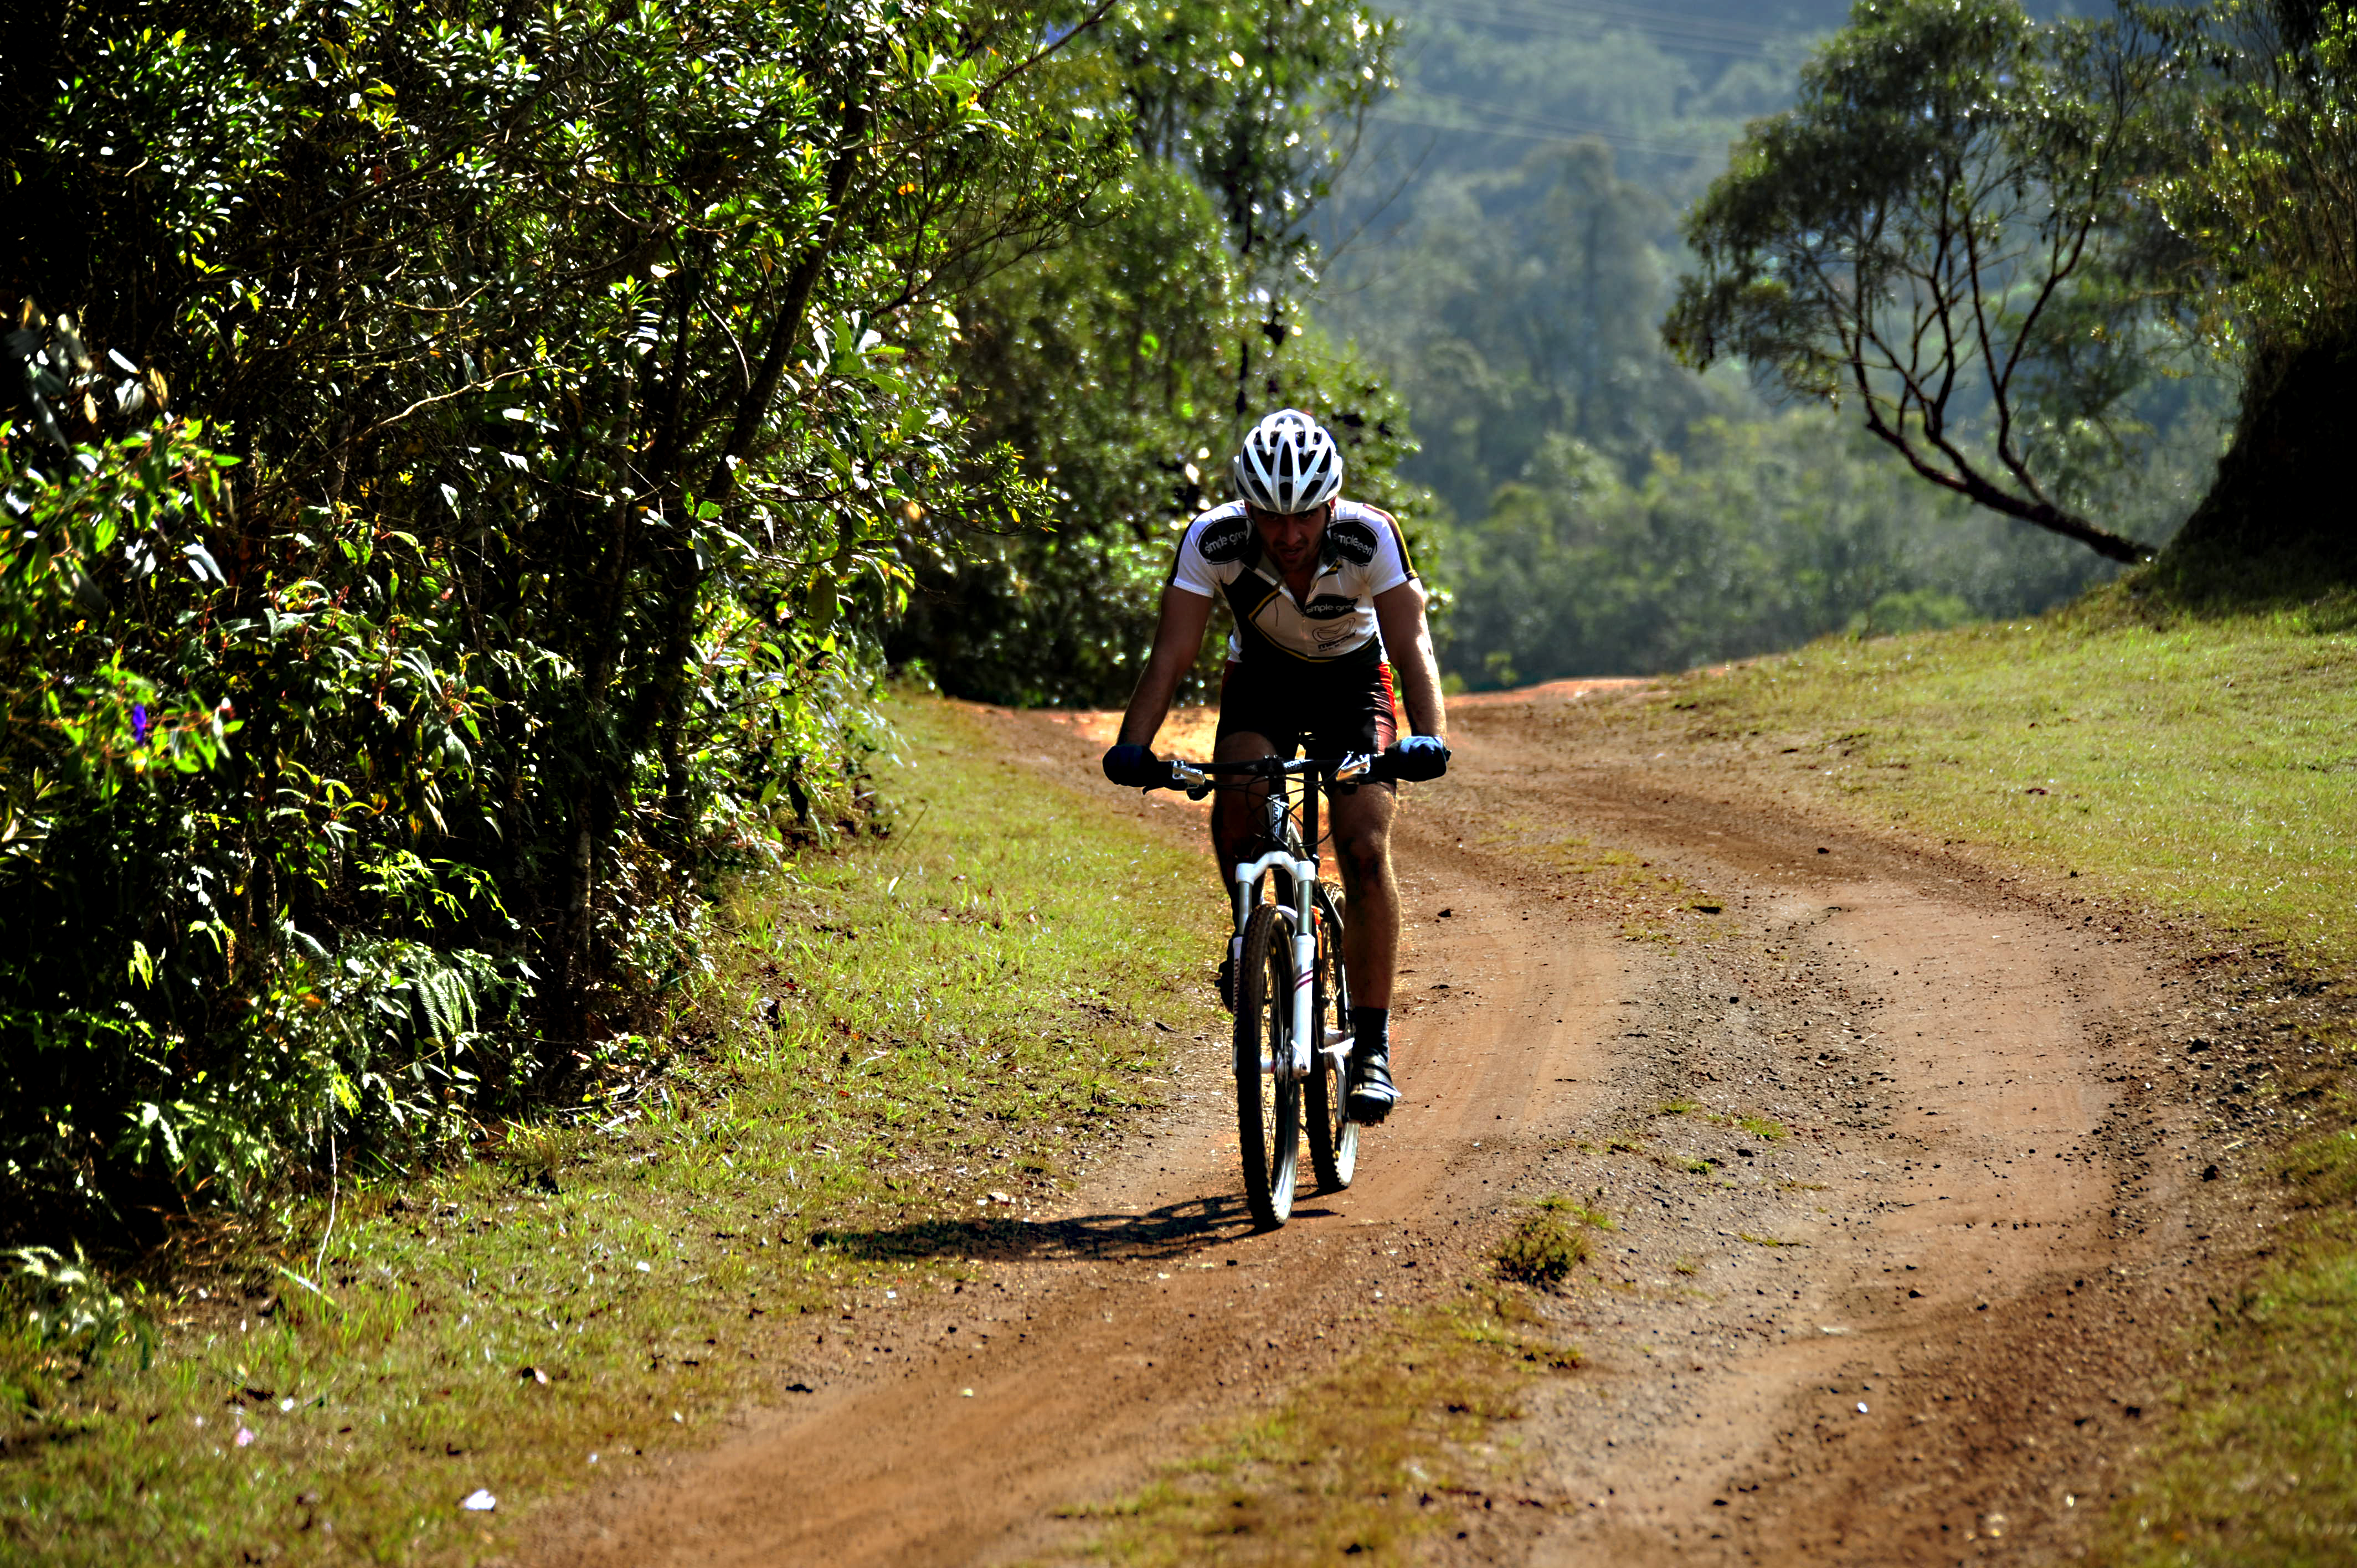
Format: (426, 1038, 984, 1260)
(1358, 507, 1415, 596)
(1166, 512, 1226, 598)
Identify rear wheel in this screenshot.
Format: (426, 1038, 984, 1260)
(1233, 901, 1300, 1228)
(1304, 883, 1357, 1191)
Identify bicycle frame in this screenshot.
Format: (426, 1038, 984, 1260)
(1170, 754, 1375, 1085)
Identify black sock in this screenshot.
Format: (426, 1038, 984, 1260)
(1353, 1007, 1390, 1057)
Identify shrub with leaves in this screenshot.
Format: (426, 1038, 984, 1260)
(0, 0, 1137, 1226)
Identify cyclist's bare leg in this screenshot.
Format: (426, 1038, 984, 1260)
(1330, 780, 1403, 1122)
(1210, 729, 1281, 892)
(1327, 782, 1399, 1009)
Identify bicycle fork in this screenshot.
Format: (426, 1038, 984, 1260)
(1229, 850, 1347, 1083)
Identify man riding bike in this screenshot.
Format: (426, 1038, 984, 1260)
(1101, 409, 1449, 1125)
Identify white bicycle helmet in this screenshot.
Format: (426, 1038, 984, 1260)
(1231, 409, 1344, 514)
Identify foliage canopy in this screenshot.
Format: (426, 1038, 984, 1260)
(1664, 0, 2184, 565)
(0, 0, 1244, 1223)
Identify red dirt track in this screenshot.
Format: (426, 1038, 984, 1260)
(526, 684, 2258, 1566)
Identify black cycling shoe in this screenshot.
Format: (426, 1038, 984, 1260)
(1216, 954, 1236, 1014)
(1346, 1047, 1399, 1125)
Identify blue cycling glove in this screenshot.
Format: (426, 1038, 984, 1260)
(1102, 742, 1165, 788)
(1387, 734, 1450, 782)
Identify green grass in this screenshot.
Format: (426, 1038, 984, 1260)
(1491, 1196, 1612, 1287)
(0, 695, 1222, 1566)
(1075, 1289, 1579, 1565)
(1643, 607, 2357, 967)
(2107, 1106, 2357, 1566)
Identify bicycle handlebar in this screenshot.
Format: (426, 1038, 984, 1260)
(1147, 751, 1391, 796)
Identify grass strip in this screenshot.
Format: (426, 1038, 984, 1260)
(1075, 1199, 1605, 1564)
(1073, 1288, 1579, 1565)
(0, 694, 1220, 1566)
(1634, 602, 2357, 968)
(2105, 1102, 2357, 1566)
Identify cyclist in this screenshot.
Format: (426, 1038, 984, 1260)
(1101, 409, 1449, 1125)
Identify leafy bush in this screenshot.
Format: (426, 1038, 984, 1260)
(6, 1245, 153, 1369)
(0, 0, 1131, 1228)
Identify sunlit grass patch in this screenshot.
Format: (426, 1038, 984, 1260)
(1493, 1196, 1613, 1288)
(1651, 612, 2357, 968)
(2104, 1114, 2357, 1566)
(1077, 1289, 1578, 1565)
(0, 695, 1220, 1566)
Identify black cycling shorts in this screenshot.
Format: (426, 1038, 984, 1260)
(1215, 658, 1399, 766)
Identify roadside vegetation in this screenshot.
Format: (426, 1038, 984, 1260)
(0, 0, 1391, 1245)
(1656, 595, 2357, 968)
(0, 697, 1218, 1565)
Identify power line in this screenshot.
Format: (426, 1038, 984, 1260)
(1374, 87, 1741, 159)
(1399, 0, 1820, 60)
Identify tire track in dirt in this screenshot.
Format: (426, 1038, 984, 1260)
(527, 703, 1630, 1567)
(525, 693, 2231, 1567)
(1416, 696, 2212, 1566)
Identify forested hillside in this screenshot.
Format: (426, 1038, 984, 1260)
(1316, 0, 2237, 683)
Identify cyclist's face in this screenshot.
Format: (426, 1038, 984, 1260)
(1246, 502, 1331, 576)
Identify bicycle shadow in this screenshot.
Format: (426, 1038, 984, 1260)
(810, 1190, 1341, 1263)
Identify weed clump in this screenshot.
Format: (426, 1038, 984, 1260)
(1493, 1198, 1594, 1287)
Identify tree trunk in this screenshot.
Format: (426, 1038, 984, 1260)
(2154, 325, 2357, 595)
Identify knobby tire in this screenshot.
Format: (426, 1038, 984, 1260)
(1234, 901, 1300, 1228)
(1304, 882, 1357, 1191)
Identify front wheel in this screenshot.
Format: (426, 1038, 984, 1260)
(1233, 902, 1300, 1228)
(1304, 883, 1358, 1191)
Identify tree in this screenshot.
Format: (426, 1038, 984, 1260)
(891, 162, 1419, 706)
(2148, 0, 2357, 584)
(1663, 0, 2180, 564)
(1105, 0, 1398, 408)
(886, 0, 1417, 707)
(0, 0, 1128, 1218)
(1339, 140, 1732, 519)
(1425, 414, 2113, 684)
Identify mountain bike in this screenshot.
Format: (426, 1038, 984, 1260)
(1152, 752, 1388, 1228)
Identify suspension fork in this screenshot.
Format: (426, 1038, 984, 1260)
(1228, 775, 1320, 1080)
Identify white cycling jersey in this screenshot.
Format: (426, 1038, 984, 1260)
(1166, 500, 1417, 667)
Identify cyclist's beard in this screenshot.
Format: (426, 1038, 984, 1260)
(1265, 533, 1318, 575)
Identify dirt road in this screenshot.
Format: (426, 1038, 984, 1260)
(528, 686, 2263, 1566)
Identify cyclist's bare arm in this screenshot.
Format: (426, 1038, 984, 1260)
(1374, 581, 1447, 741)
(1115, 585, 1214, 749)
